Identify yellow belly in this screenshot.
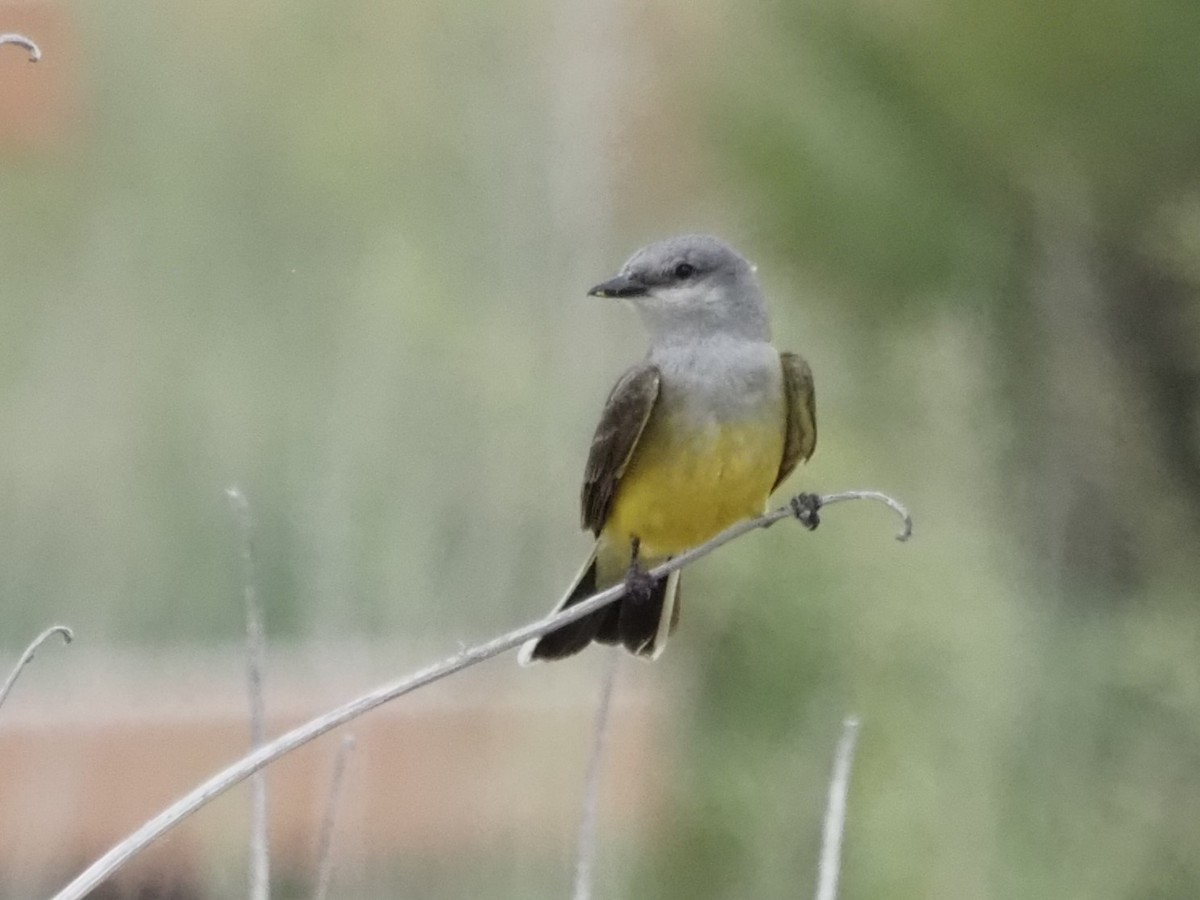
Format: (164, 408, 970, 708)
(604, 418, 783, 559)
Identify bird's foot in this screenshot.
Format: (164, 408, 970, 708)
(624, 563, 657, 605)
(625, 537, 657, 605)
(790, 492, 822, 531)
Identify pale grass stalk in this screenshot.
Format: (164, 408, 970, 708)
(227, 487, 270, 900)
(572, 650, 619, 900)
(815, 715, 861, 900)
(0, 625, 73, 714)
(313, 735, 356, 900)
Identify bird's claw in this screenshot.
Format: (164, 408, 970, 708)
(624, 564, 657, 605)
(790, 492, 822, 530)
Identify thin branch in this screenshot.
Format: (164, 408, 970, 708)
(0, 33, 41, 62)
(815, 715, 861, 900)
(812, 491, 912, 541)
(53, 488, 909, 900)
(227, 487, 270, 900)
(313, 736, 356, 900)
(572, 650, 619, 900)
(0, 625, 73, 714)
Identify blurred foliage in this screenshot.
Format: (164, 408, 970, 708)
(637, 0, 1200, 898)
(3, 0, 1200, 896)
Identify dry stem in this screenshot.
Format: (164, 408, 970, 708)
(313, 736, 356, 900)
(0, 625, 73, 714)
(572, 650, 619, 900)
(227, 487, 270, 900)
(0, 33, 41, 61)
(815, 715, 861, 900)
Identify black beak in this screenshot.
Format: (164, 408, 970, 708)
(587, 273, 647, 298)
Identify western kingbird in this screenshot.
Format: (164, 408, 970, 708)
(519, 234, 816, 664)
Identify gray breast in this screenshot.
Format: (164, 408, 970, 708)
(651, 338, 782, 423)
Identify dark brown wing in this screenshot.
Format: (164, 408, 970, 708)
(581, 363, 661, 535)
(772, 352, 817, 493)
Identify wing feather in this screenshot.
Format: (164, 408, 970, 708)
(581, 363, 661, 535)
(773, 352, 817, 493)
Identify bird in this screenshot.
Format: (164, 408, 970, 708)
(518, 234, 816, 664)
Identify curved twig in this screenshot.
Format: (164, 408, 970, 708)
(815, 491, 913, 541)
(52, 488, 910, 900)
(0, 33, 41, 62)
(0, 625, 73, 713)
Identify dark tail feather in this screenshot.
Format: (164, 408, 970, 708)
(518, 554, 682, 665)
(595, 599, 622, 645)
(519, 554, 605, 664)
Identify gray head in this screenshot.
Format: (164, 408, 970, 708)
(588, 234, 770, 344)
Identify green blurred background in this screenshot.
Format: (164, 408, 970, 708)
(3, 0, 1200, 896)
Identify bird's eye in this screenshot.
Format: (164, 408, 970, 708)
(673, 262, 695, 279)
